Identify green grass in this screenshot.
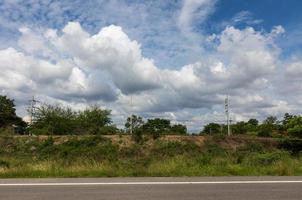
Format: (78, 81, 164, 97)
(0, 135, 302, 177)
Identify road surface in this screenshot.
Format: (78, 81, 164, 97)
(0, 177, 302, 200)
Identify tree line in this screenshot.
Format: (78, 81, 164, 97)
(0, 95, 301, 139)
(202, 114, 302, 138)
(0, 95, 186, 140)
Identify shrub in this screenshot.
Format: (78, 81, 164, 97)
(279, 139, 302, 154)
(132, 128, 144, 144)
(31, 104, 77, 135)
(288, 125, 302, 138)
(238, 142, 264, 153)
(77, 106, 112, 134)
(243, 151, 289, 166)
(257, 124, 273, 137)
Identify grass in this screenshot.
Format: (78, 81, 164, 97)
(0, 135, 301, 177)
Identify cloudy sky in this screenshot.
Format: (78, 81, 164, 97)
(0, 0, 302, 132)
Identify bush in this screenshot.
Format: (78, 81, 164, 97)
(243, 151, 289, 166)
(77, 106, 112, 134)
(132, 128, 144, 144)
(30, 104, 112, 135)
(288, 125, 302, 138)
(237, 142, 264, 153)
(279, 139, 302, 154)
(31, 104, 77, 135)
(257, 124, 273, 137)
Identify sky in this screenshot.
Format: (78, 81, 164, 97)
(0, 0, 302, 132)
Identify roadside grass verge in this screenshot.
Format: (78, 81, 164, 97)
(0, 136, 301, 177)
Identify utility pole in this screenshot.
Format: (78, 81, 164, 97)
(29, 96, 40, 124)
(29, 96, 37, 125)
(28, 96, 39, 136)
(225, 95, 231, 136)
(130, 95, 133, 135)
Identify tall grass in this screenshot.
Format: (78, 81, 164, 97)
(0, 136, 301, 177)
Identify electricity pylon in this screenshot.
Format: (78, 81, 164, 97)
(225, 95, 231, 136)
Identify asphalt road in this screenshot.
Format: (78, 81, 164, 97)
(0, 177, 302, 200)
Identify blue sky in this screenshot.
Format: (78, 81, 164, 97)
(1, 0, 301, 66)
(0, 0, 302, 131)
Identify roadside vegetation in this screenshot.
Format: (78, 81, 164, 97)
(0, 95, 302, 177)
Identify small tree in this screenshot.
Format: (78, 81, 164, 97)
(286, 116, 302, 138)
(142, 118, 171, 139)
(125, 115, 145, 143)
(170, 124, 187, 135)
(232, 121, 247, 134)
(125, 115, 144, 134)
(77, 105, 112, 134)
(202, 123, 221, 135)
(31, 104, 77, 135)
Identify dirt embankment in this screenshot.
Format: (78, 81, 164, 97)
(3, 134, 280, 150)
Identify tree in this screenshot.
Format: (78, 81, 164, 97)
(124, 115, 144, 134)
(125, 115, 145, 143)
(142, 118, 171, 139)
(0, 95, 25, 128)
(31, 104, 77, 135)
(248, 119, 259, 126)
(263, 116, 278, 125)
(170, 124, 187, 135)
(77, 105, 112, 134)
(286, 116, 302, 138)
(202, 123, 222, 135)
(232, 121, 247, 134)
(256, 116, 279, 137)
(244, 118, 259, 132)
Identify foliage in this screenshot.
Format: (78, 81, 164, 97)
(288, 126, 302, 138)
(232, 121, 247, 134)
(125, 115, 145, 133)
(0, 95, 26, 129)
(170, 124, 187, 135)
(202, 123, 222, 135)
(31, 104, 77, 135)
(257, 124, 273, 137)
(77, 106, 112, 134)
(285, 116, 302, 138)
(30, 104, 112, 135)
(1, 136, 302, 177)
(279, 138, 302, 154)
(142, 118, 171, 139)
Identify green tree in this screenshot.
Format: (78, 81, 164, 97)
(125, 115, 145, 143)
(170, 124, 187, 135)
(77, 105, 112, 134)
(31, 104, 77, 135)
(202, 123, 222, 135)
(264, 116, 278, 125)
(286, 116, 302, 138)
(248, 119, 259, 126)
(125, 115, 145, 133)
(245, 118, 259, 132)
(142, 118, 171, 139)
(0, 95, 25, 128)
(232, 121, 247, 134)
(257, 116, 280, 137)
(283, 113, 294, 124)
